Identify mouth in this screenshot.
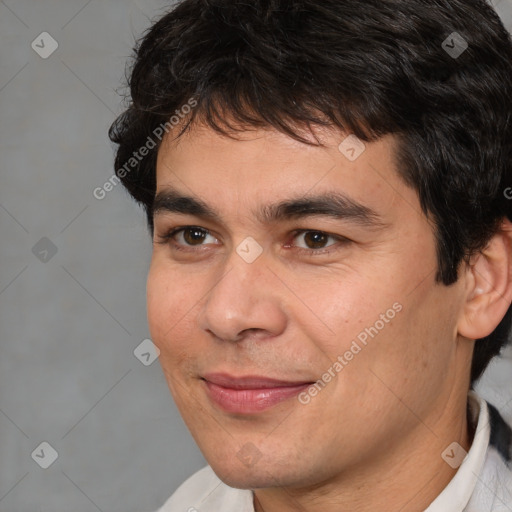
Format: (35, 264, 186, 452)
(201, 373, 315, 414)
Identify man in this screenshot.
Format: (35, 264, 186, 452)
(109, 0, 512, 510)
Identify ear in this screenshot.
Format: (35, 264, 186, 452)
(458, 219, 512, 339)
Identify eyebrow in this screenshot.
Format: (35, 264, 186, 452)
(152, 187, 385, 228)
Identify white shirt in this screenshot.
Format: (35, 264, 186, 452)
(156, 392, 512, 511)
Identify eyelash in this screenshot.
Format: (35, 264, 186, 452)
(155, 226, 349, 256)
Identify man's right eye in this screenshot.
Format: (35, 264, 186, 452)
(156, 226, 220, 249)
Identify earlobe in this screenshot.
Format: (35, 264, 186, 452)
(458, 219, 512, 340)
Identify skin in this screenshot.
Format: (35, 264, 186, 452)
(147, 122, 512, 512)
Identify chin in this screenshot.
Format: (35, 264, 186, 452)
(209, 457, 309, 490)
(212, 465, 281, 490)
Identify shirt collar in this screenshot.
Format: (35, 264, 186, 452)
(425, 391, 491, 512)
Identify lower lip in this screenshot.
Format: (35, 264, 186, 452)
(203, 380, 312, 414)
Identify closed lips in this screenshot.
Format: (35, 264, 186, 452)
(201, 374, 315, 389)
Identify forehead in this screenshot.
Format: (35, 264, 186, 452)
(154, 124, 420, 226)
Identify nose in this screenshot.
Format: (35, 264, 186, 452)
(197, 249, 287, 343)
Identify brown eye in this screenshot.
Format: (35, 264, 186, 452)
(165, 226, 219, 249)
(294, 231, 337, 250)
(302, 231, 330, 249)
(182, 227, 208, 245)
(287, 230, 350, 256)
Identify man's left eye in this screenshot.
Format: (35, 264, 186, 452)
(287, 230, 349, 254)
(292, 230, 338, 250)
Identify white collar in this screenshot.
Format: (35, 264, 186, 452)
(425, 391, 491, 511)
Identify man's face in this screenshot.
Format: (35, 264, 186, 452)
(147, 124, 470, 489)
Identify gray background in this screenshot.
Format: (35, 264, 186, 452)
(0, 1, 511, 511)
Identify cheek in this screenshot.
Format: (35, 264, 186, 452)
(297, 272, 398, 358)
(300, 262, 455, 397)
(359, 282, 464, 415)
(146, 261, 197, 355)
(146, 263, 171, 340)
(146, 264, 205, 408)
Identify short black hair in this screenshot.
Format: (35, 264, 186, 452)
(109, 0, 512, 385)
